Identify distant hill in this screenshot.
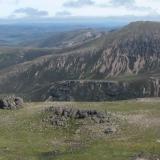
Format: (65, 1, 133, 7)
(31, 29, 103, 48)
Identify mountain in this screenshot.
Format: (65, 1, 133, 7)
(0, 21, 160, 101)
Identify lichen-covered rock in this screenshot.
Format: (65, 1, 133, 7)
(0, 96, 24, 110)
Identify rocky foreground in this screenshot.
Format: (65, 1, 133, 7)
(0, 100, 159, 159)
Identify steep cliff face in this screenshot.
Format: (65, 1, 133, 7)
(42, 78, 160, 101)
(93, 22, 160, 77)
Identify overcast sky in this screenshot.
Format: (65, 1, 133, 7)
(0, 0, 160, 19)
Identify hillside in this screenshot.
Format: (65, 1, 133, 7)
(0, 21, 160, 100)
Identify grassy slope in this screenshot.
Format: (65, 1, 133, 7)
(0, 100, 160, 160)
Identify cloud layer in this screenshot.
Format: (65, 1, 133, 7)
(14, 7, 48, 17)
(0, 0, 160, 18)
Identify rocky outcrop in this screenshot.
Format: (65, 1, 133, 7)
(0, 96, 24, 109)
(45, 106, 109, 126)
(44, 106, 117, 135)
(45, 78, 160, 101)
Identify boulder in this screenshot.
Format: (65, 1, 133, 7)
(14, 97, 24, 107)
(104, 127, 117, 134)
(0, 96, 24, 110)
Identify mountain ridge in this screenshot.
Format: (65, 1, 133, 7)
(0, 21, 160, 100)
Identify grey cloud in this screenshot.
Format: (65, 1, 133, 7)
(63, 0, 94, 8)
(14, 7, 48, 17)
(97, 0, 135, 8)
(110, 0, 135, 6)
(55, 11, 71, 17)
(99, 0, 151, 12)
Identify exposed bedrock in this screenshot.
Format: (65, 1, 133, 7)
(45, 78, 160, 101)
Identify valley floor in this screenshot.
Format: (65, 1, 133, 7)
(0, 99, 160, 160)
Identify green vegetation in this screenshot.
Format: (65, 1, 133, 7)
(0, 99, 159, 160)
